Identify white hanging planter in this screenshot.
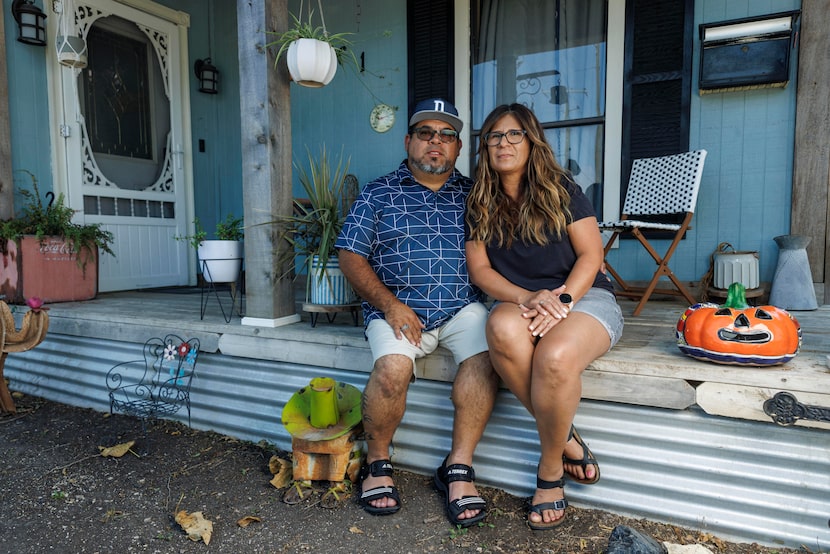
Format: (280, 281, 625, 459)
(57, 35, 88, 68)
(197, 240, 243, 283)
(55, 0, 87, 68)
(286, 38, 338, 88)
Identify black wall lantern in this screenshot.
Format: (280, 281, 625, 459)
(11, 0, 47, 46)
(194, 58, 219, 94)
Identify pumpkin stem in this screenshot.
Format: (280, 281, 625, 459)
(722, 282, 750, 309)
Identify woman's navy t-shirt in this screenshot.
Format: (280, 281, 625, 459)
(469, 178, 614, 294)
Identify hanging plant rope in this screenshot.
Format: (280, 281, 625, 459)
(316, 0, 328, 38)
(297, 0, 329, 37)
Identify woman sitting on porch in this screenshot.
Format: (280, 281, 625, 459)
(465, 103, 624, 530)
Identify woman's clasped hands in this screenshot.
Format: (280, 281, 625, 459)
(518, 286, 571, 337)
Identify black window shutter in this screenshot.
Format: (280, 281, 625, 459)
(407, 0, 454, 118)
(622, 0, 693, 193)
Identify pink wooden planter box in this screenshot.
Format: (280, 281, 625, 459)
(0, 236, 98, 304)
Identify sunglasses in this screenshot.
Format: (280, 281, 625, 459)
(411, 126, 459, 143)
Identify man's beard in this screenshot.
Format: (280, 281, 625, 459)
(410, 158, 453, 175)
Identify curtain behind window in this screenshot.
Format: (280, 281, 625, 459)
(473, 0, 608, 212)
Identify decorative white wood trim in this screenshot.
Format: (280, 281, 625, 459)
(603, 0, 625, 223)
(72, 7, 175, 195)
(114, 0, 190, 27)
(453, 0, 471, 177)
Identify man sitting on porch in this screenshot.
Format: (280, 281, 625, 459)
(336, 99, 499, 527)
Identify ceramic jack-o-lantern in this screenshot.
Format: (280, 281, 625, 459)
(676, 282, 802, 366)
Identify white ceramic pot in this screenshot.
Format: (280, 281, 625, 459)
(308, 255, 357, 305)
(714, 251, 759, 290)
(286, 38, 337, 88)
(197, 240, 243, 283)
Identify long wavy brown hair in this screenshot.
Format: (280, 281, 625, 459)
(466, 103, 572, 248)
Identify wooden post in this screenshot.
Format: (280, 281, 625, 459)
(791, 0, 830, 304)
(0, 6, 14, 220)
(237, 0, 299, 326)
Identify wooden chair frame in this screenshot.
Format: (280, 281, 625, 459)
(599, 150, 708, 316)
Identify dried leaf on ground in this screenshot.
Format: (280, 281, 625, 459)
(348, 526, 363, 534)
(174, 510, 213, 545)
(268, 455, 292, 489)
(97, 440, 135, 458)
(237, 515, 262, 528)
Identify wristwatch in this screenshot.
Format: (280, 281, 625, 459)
(559, 293, 574, 310)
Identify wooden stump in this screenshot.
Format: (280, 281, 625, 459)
(291, 427, 362, 482)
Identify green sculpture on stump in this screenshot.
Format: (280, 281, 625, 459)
(280, 377, 363, 507)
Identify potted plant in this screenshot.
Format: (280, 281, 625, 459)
(177, 214, 244, 284)
(266, 9, 358, 88)
(274, 146, 358, 305)
(0, 171, 114, 304)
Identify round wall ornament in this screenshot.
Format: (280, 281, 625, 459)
(369, 103, 396, 133)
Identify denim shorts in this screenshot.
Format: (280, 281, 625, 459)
(365, 302, 490, 371)
(572, 287, 624, 349)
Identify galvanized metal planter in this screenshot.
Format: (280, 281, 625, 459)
(307, 254, 357, 305)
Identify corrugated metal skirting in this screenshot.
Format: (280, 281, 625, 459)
(5, 333, 829, 550)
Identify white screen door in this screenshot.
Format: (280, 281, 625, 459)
(52, 0, 191, 291)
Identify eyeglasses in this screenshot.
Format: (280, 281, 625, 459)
(483, 129, 527, 147)
(412, 126, 459, 143)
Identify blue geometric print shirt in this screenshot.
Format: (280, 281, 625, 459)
(336, 161, 483, 331)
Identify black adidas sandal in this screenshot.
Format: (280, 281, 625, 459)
(356, 459, 401, 515)
(433, 456, 487, 528)
(527, 475, 568, 531)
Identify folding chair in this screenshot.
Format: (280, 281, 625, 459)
(598, 149, 707, 316)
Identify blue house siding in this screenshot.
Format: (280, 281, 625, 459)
(288, 0, 410, 195)
(603, 0, 801, 286)
(158, 0, 244, 235)
(5, 0, 54, 200)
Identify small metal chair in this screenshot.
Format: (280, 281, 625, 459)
(106, 335, 200, 428)
(598, 150, 708, 316)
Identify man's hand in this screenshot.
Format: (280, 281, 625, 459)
(385, 302, 425, 346)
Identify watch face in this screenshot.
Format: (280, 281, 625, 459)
(370, 104, 395, 133)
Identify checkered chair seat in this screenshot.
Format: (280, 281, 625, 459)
(599, 150, 708, 316)
(599, 220, 682, 231)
